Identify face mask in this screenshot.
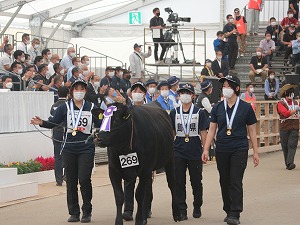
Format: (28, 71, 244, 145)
(161, 90, 169, 98)
(85, 61, 90, 66)
(266, 37, 271, 41)
(73, 91, 86, 101)
(256, 51, 262, 56)
(217, 56, 222, 60)
(60, 69, 65, 75)
(78, 73, 83, 78)
(83, 71, 89, 76)
(290, 29, 295, 33)
(70, 52, 76, 57)
(271, 21, 277, 26)
(149, 87, 156, 94)
(47, 54, 52, 60)
(156, 12, 160, 17)
(25, 40, 31, 45)
(26, 60, 32, 65)
(17, 69, 23, 75)
(206, 62, 212, 67)
(34, 44, 39, 49)
(6, 82, 13, 89)
(132, 93, 144, 102)
(61, 82, 64, 87)
(229, 18, 234, 23)
(288, 92, 295, 99)
(119, 72, 123, 77)
(21, 57, 25, 62)
(270, 74, 275, 79)
(112, 91, 117, 97)
(218, 36, 223, 40)
(77, 62, 82, 68)
(288, 14, 294, 18)
(298, 37, 300, 41)
(222, 88, 234, 99)
(249, 87, 254, 93)
(94, 81, 100, 88)
(180, 94, 192, 104)
(108, 72, 114, 77)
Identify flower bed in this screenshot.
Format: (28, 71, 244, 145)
(0, 157, 55, 175)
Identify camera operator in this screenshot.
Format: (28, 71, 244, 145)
(150, 7, 167, 64)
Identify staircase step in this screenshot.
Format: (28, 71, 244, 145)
(0, 168, 17, 186)
(0, 181, 38, 203)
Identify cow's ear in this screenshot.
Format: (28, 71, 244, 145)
(92, 108, 104, 120)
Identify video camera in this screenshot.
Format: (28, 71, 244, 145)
(164, 7, 191, 24)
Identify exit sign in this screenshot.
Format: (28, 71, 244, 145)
(129, 11, 142, 25)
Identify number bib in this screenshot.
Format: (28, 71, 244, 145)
(66, 102, 93, 135)
(119, 153, 139, 168)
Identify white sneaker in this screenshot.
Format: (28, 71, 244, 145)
(155, 60, 160, 64)
(240, 54, 244, 57)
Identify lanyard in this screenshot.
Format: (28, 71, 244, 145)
(282, 98, 295, 110)
(70, 99, 85, 130)
(224, 97, 240, 130)
(180, 104, 194, 137)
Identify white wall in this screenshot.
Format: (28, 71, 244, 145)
(0, 132, 53, 164)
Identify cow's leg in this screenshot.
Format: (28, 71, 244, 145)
(135, 171, 151, 225)
(108, 166, 124, 225)
(164, 158, 181, 222)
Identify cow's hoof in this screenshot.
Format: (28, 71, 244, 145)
(143, 219, 147, 225)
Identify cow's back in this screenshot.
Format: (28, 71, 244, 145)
(131, 102, 174, 170)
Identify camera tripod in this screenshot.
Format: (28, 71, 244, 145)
(164, 25, 187, 64)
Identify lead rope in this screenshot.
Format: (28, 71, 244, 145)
(129, 119, 134, 150)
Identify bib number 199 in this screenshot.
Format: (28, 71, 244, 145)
(119, 153, 139, 168)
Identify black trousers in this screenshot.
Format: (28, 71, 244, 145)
(52, 131, 64, 184)
(174, 157, 203, 212)
(284, 46, 292, 60)
(228, 41, 238, 70)
(216, 150, 248, 218)
(280, 129, 299, 166)
(153, 38, 166, 61)
(63, 151, 94, 216)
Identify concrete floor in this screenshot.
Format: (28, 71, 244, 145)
(0, 150, 299, 225)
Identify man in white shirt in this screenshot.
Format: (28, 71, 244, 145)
(61, 47, 76, 70)
(259, 31, 275, 65)
(41, 48, 52, 65)
(195, 80, 213, 117)
(48, 54, 60, 77)
(81, 55, 90, 66)
(0, 44, 14, 72)
(129, 43, 151, 83)
(17, 33, 30, 54)
(27, 38, 41, 64)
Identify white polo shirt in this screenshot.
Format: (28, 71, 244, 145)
(0, 53, 13, 70)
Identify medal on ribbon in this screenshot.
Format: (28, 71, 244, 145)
(70, 100, 85, 136)
(180, 104, 194, 143)
(100, 106, 117, 132)
(224, 98, 240, 136)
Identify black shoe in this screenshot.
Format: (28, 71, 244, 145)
(81, 214, 91, 223)
(156, 168, 165, 174)
(193, 208, 201, 218)
(67, 215, 80, 222)
(56, 182, 63, 186)
(227, 217, 240, 225)
(287, 163, 296, 170)
(180, 210, 188, 221)
(122, 211, 133, 221)
(224, 216, 228, 222)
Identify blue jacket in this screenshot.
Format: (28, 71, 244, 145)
(156, 95, 174, 111)
(146, 92, 153, 103)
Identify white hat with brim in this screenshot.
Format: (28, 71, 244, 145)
(279, 84, 298, 98)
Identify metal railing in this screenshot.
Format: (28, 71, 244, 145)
(143, 27, 206, 82)
(78, 46, 124, 77)
(243, 0, 290, 25)
(15, 32, 74, 57)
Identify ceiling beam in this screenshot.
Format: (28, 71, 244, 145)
(0, 0, 36, 12)
(75, 0, 161, 26)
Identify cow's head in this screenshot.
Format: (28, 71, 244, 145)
(93, 103, 132, 148)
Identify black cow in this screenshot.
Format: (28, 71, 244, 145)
(94, 102, 180, 225)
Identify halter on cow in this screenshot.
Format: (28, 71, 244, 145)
(94, 101, 181, 225)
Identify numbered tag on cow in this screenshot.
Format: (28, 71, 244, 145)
(119, 153, 139, 168)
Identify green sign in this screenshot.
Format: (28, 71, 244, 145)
(129, 11, 142, 25)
